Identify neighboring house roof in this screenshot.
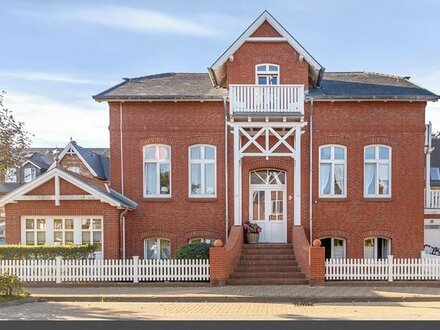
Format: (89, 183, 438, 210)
(209, 10, 324, 88)
(0, 183, 22, 195)
(93, 73, 227, 101)
(430, 138, 440, 187)
(308, 72, 439, 101)
(51, 141, 110, 180)
(0, 167, 136, 210)
(94, 72, 439, 102)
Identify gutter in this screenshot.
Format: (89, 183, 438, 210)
(223, 96, 229, 241)
(309, 97, 314, 244)
(119, 207, 129, 259)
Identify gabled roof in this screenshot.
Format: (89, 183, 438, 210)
(308, 72, 439, 101)
(93, 73, 227, 101)
(53, 141, 109, 180)
(209, 10, 324, 88)
(0, 167, 136, 209)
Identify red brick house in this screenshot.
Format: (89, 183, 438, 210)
(0, 11, 438, 280)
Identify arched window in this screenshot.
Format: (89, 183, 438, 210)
(144, 238, 171, 260)
(256, 64, 279, 85)
(319, 145, 347, 197)
(188, 238, 212, 244)
(364, 237, 391, 259)
(143, 145, 171, 197)
(321, 237, 346, 259)
(189, 145, 216, 197)
(364, 145, 391, 197)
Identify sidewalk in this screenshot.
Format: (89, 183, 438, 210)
(27, 284, 440, 303)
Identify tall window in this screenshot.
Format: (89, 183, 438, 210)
(256, 64, 279, 85)
(319, 145, 346, 197)
(81, 218, 103, 253)
(364, 237, 391, 259)
(24, 167, 37, 183)
(24, 218, 46, 245)
(144, 238, 171, 260)
(53, 218, 74, 245)
(364, 145, 391, 197)
(144, 145, 171, 197)
(189, 145, 216, 197)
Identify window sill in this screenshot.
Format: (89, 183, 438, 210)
(317, 197, 348, 202)
(187, 197, 218, 203)
(142, 197, 173, 203)
(363, 197, 392, 202)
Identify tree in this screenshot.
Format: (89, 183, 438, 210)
(0, 91, 32, 183)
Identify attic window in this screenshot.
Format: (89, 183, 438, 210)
(256, 64, 279, 85)
(68, 166, 80, 174)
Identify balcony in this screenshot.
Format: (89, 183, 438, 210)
(229, 84, 305, 117)
(425, 189, 440, 209)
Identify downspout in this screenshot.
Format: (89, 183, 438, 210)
(223, 96, 229, 242)
(119, 102, 125, 195)
(309, 97, 314, 244)
(119, 207, 129, 259)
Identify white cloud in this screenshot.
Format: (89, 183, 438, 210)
(0, 70, 110, 85)
(3, 90, 108, 147)
(16, 5, 220, 38)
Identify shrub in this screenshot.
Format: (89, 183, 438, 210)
(0, 273, 28, 296)
(0, 244, 96, 260)
(175, 242, 211, 260)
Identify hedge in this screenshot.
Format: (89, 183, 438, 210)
(175, 242, 211, 260)
(0, 245, 96, 260)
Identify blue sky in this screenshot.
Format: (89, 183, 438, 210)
(1, 0, 439, 147)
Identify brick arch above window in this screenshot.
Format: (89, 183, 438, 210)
(314, 229, 349, 241)
(246, 158, 292, 173)
(314, 135, 351, 146)
(185, 229, 222, 242)
(139, 230, 177, 242)
(138, 137, 173, 150)
(362, 229, 393, 240)
(359, 136, 396, 146)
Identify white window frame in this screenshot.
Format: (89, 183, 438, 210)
(364, 145, 392, 198)
(53, 218, 75, 246)
(143, 144, 172, 198)
(255, 63, 280, 85)
(322, 237, 346, 259)
(67, 166, 80, 174)
(188, 145, 217, 198)
(20, 216, 104, 258)
(22, 218, 47, 245)
(24, 167, 37, 183)
(143, 238, 171, 260)
(364, 237, 391, 260)
(4, 168, 17, 183)
(318, 145, 347, 198)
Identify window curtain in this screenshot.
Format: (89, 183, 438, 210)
(334, 164, 344, 195)
(146, 164, 157, 195)
(365, 164, 376, 195)
(320, 164, 331, 195)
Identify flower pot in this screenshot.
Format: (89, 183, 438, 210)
(246, 232, 260, 244)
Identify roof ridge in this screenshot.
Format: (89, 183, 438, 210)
(125, 72, 208, 81)
(325, 71, 407, 79)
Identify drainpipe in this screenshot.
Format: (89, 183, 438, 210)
(426, 122, 432, 207)
(223, 96, 229, 242)
(119, 102, 125, 195)
(309, 98, 314, 244)
(119, 207, 129, 259)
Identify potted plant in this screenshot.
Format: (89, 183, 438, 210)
(243, 221, 262, 244)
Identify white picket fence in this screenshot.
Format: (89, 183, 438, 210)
(0, 256, 210, 283)
(326, 255, 440, 281)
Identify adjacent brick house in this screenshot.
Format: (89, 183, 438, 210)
(0, 11, 438, 279)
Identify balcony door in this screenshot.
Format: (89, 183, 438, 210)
(250, 169, 287, 243)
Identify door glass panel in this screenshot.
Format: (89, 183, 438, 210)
(258, 76, 267, 85)
(252, 190, 265, 221)
(269, 191, 283, 221)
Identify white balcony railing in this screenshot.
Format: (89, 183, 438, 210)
(229, 84, 304, 115)
(425, 189, 440, 208)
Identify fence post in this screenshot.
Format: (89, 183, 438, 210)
(133, 256, 139, 283)
(388, 255, 394, 282)
(55, 256, 62, 284)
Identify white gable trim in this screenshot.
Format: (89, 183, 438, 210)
(0, 168, 126, 208)
(210, 11, 322, 72)
(22, 160, 42, 170)
(50, 142, 98, 177)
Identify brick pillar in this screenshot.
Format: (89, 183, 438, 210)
(209, 244, 227, 286)
(309, 239, 325, 286)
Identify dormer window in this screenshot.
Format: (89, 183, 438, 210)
(24, 167, 37, 183)
(68, 166, 80, 174)
(256, 64, 279, 85)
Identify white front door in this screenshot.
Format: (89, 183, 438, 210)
(250, 170, 287, 243)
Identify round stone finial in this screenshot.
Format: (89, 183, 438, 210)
(312, 239, 321, 247)
(213, 239, 223, 247)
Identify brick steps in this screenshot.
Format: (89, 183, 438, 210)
(227, 243, 308, 285)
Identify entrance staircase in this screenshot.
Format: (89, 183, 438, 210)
(226, 243, 308, 285)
